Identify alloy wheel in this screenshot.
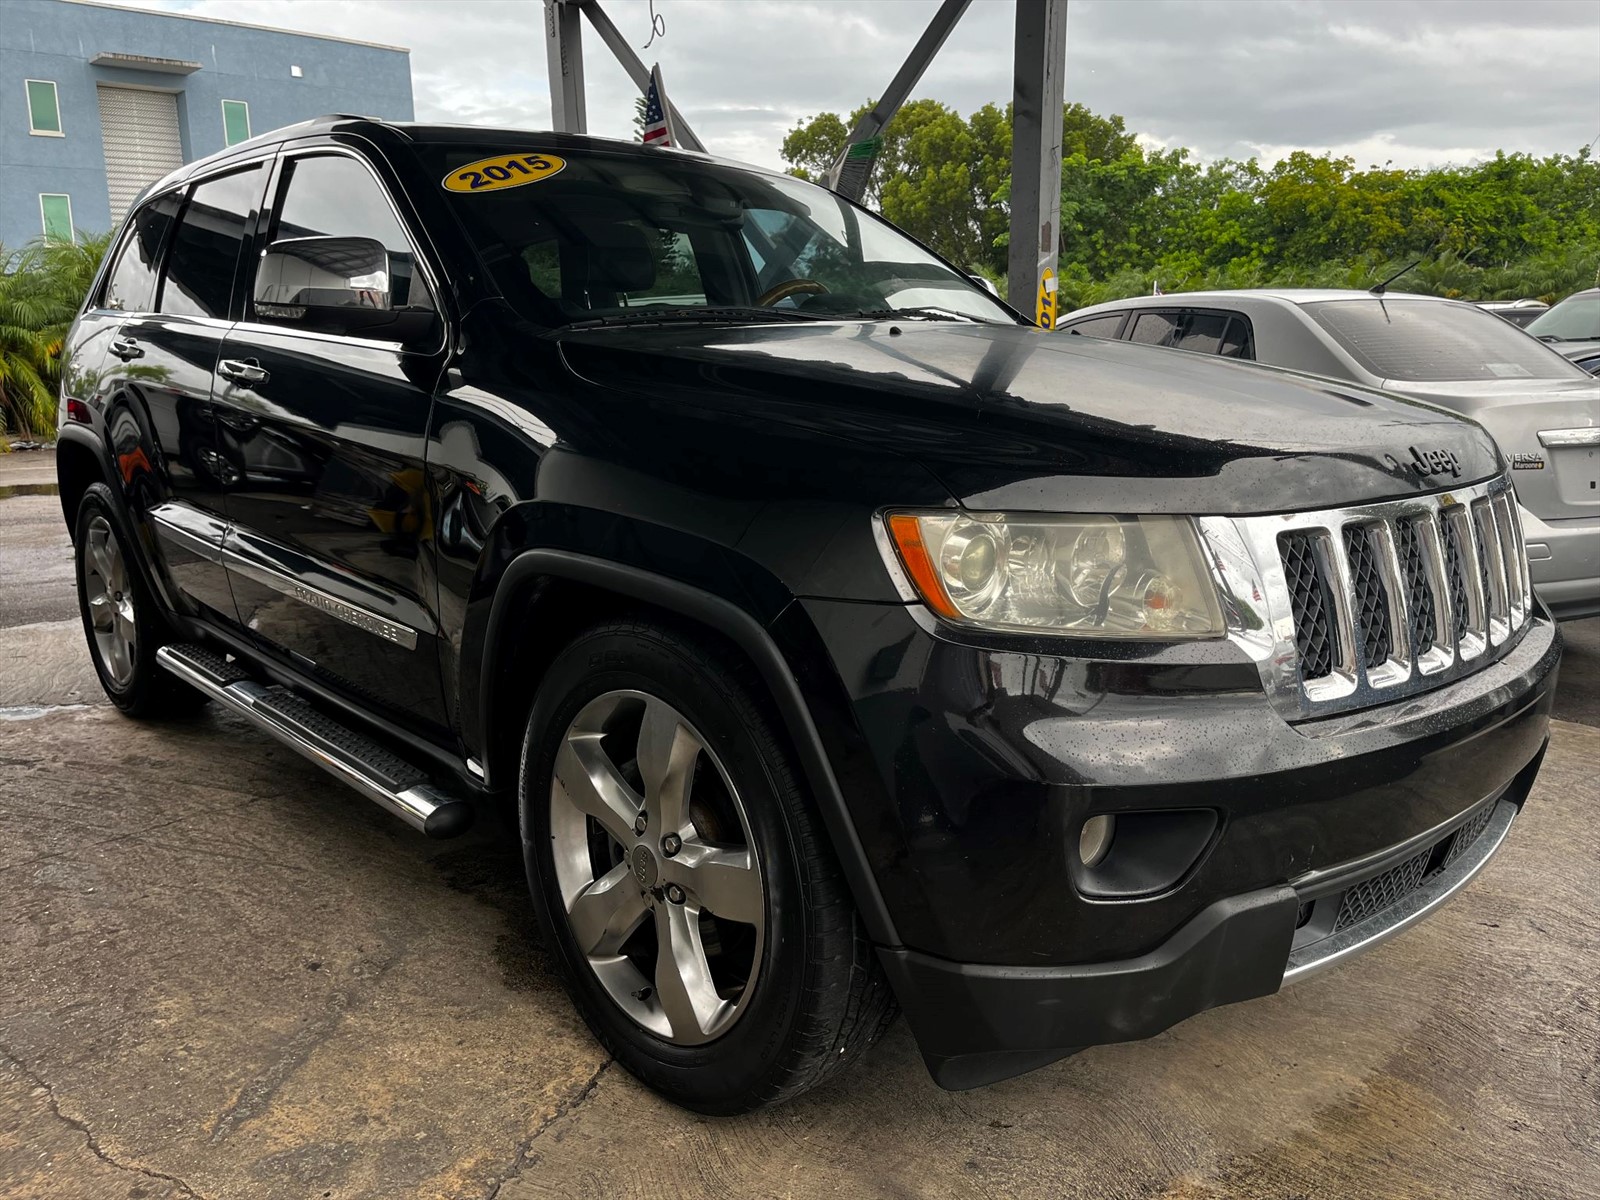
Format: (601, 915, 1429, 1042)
(83, 514, 136, 686)
(549, 689, 765, 1045)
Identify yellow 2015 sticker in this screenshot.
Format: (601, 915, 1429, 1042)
(442, 153, 566, 193)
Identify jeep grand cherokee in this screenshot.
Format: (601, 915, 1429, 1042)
(56, 117, 1560, 1113)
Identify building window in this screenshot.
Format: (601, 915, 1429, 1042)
(40, 194, 74, 242)
(26, 80, 62, 136)
(221, 99, 251, 147)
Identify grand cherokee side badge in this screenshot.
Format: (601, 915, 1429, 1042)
(1409, 445, 1461, 478)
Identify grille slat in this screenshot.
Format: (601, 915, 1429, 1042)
(1394, 517, 1436, 657)
(1279, 532, 1337, 680)
(1441, 507, 1471, 643)
(1343, 525, 1393, 668)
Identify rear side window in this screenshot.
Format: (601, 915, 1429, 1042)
(1131, 310, 1235, 354)
(1129, 312, 1178, 345)
(102, 194, 180, 313)
(1218, 315, 1255, 359)
(1307, 298, 1587, 382)
(265, 155, 431, 309)
(1062, 314, 1124, 338)
(159, 166, 263, 319)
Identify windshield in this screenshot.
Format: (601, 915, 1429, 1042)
(1525, 293, 1600, 342)
(1305, 297, 1588, 383)
(417, 144, 1015, 327)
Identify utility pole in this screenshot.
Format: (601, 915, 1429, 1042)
(544, 0, 587, 133)
(1007, 0, 1067, 325)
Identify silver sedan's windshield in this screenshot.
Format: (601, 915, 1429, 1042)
(419, 144, 1016, 328)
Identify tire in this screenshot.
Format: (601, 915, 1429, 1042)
(519, 617, 895, 1113)
(73, 482, 205, 718)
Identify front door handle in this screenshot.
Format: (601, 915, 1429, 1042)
(109, 336, 144, 361)
(218, 358, 269, 387)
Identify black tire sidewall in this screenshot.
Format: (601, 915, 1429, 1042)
(73, 483, 176, 715)
(520, 624, 812, 1112)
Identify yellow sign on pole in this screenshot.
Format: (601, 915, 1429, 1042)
(1036, 267, 1058, 329)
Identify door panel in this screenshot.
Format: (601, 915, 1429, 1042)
(216, 150, 449, 731)
(112, 168, 263, 621)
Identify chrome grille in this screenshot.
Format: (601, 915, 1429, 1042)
(1200, 475, 1532, 720)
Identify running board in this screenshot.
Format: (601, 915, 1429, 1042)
(155, 643, 474, 838)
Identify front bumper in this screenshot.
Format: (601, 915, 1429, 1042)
(881, 764, 1535, 1090)
(1522, 508, 1600, 620)
(795, 599, 1560, 1089)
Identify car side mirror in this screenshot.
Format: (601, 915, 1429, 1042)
(254, 235, 438, 344)
(968, 273, 1001, 299)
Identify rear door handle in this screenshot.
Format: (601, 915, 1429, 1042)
(218, 358, 269, 387)
(109, 336, 144, 361)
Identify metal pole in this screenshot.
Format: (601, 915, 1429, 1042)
(544, 0, 587, 133)
(1007, 0, 1067, 326)
(578, 0, 707, 153)
(825, 0, 971, 199)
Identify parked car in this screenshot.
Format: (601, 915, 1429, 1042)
(1475, 298, 1549, 328)
(1525, 287, 1600, 375)
(1061, 290, 1599, 620)
(58, 118, 1560, 1112)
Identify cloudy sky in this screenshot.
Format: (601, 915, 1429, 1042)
(101, 0, 1600, 172)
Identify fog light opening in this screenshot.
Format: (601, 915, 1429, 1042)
(1078, 814, 1116, 868)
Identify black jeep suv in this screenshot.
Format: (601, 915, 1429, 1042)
(58, 117, 1560, 1113)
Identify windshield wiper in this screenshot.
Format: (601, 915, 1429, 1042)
(1535, 334, 1567, 342)
(564, 305, 829, 330)
(848, 306, 987, 324)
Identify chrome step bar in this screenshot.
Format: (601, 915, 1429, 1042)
(156, 643, 474, 838)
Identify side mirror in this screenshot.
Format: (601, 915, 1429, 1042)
(969, 273, 1001, 299)
(254, 235, 438, 343)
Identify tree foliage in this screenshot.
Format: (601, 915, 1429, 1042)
(0, 232, 109, 446)
(781, 100, 1600, 308)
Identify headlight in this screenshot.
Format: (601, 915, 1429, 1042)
(883, 511, 1225, 638)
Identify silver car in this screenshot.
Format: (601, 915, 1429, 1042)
(1525, 287, 1600, 375)
(1060, 289, 1599, 619)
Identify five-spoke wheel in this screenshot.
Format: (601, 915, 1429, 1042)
(551, 690, 764, 1044)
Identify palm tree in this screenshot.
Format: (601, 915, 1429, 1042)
(0, 232, 111, 446)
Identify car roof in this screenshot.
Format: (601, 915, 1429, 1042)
(138, 113, 775, 201)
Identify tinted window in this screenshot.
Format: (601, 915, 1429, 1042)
(1307, 298, 1587, 382)
(1129, 312, 1177, 345)
(160, 167, 262, 319)
(1063, 314, 1124, 338)
(1130, 310, 1234, 354)
(1218, 316, 1255, 360)
(266, 155, 429, 308)
(102, 194, 179, 313)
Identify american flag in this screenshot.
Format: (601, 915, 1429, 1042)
(641, 64, 672, 148)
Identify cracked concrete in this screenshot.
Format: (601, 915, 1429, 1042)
(3, 448, 1598, 1199)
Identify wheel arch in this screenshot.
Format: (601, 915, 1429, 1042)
(477, 549, 899, 947)
(55, 425, 111, 537)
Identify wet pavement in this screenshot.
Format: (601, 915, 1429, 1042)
(1, 449, 1596, 1200)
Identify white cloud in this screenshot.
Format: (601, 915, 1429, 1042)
(95, 0, 1600, 171)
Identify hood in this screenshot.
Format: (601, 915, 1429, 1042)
(558, 321, 1503, 515)
(1549, 339, 1600, 366)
